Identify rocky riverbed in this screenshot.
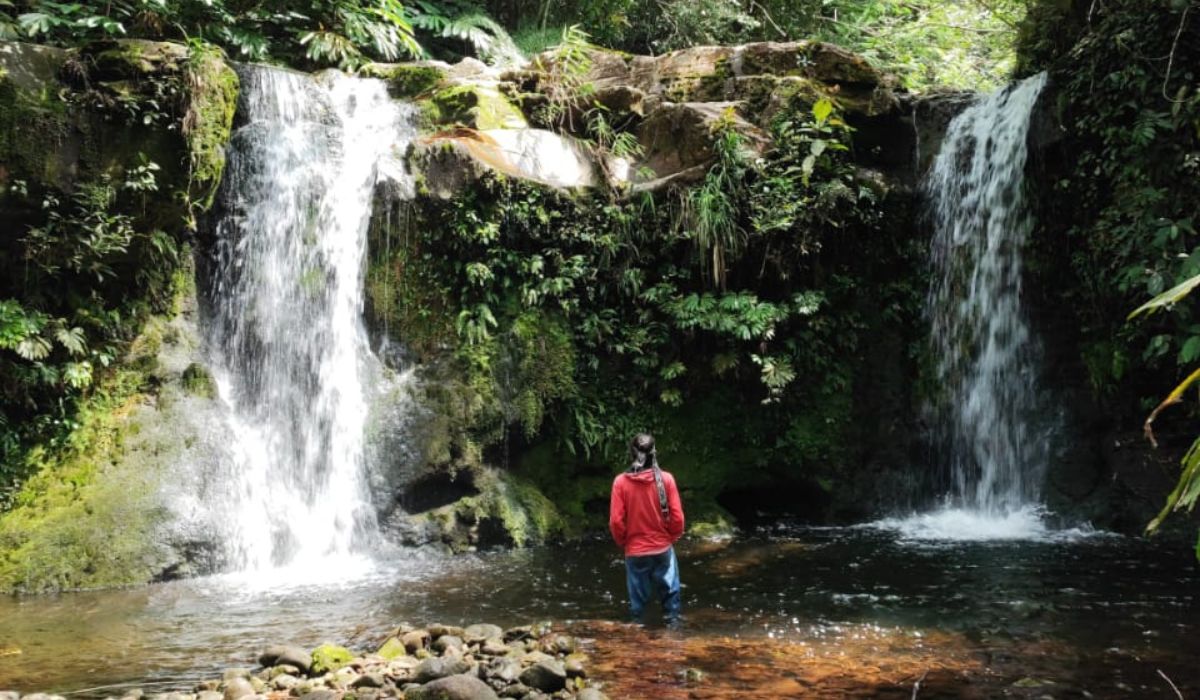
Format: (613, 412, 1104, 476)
(1, 622, 608, 700)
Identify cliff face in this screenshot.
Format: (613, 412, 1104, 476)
(0, 39, 237, 591)
(366, 42, 951, 547)
(3, 36, 1047, 590)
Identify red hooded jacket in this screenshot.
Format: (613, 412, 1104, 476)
(609, 468, 685, 557)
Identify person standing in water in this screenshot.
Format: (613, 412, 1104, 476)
(609, 433, 685, 624)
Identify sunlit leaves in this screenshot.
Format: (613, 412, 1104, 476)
(1128, 273, 1200, 320)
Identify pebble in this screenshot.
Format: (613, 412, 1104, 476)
(259, 645, 311, 673)
(15, 622, 604, 700)
(220, 678, 253, 700)
(518, 660, 567, 692)
(402, 629, 431, 653)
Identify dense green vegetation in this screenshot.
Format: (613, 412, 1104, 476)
(1016, 0, 1199, 548)
(0, 40, 236, 504)
(0, 0, 1022, 86)
(2, 0, 1199, 567)
(369, 95, 925, 526)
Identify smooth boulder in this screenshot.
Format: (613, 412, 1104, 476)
(259, 645, 312, 673)
(406, 674, 499, 700)
(518, 660, 567, 692)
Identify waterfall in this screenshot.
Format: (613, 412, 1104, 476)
(927, 72, 1049, 517)
(874, 73, 1058, 540)
(202, 65, 414, 572)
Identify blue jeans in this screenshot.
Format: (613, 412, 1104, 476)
(625, 547, 681, 623)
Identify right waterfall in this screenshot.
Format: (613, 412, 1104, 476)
(926, 72, 1050, 518)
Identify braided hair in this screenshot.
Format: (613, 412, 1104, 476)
(628, 433, 670, 521)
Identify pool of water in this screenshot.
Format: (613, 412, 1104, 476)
(1, 525, 1197, 698)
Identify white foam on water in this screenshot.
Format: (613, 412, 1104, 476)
(865, 505, 1105, 543)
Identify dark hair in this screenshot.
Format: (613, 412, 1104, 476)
(629, 433, 657, 472)
(628, 433, 669, 520)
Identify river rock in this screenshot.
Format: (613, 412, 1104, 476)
(519, 651, 555, 667)
(310, 644, 354, 674)
(220, 678, 253, 700)
(298, 691, 339, 700)
(23, 695, 66, 700)
(271, 674, 299, 691)
(498, 685, 530, 698)
(427, 624, 466, 639)
(485, 658, 522, 684)
(464, 624, 503, 644)
(414, 657, 472, 683)
(576, 690, 609, 700)
(502, 626, 533, 642)
(518, 660, 566, 692)
(479, 637, 509, 656)
(433, 635, 464, 653)
(351, 672, 385, 689)
(542, 635, 576, 655)
(222, 669, 250, 682)
(564, 654, 586, 678)
(0, 692, 18, 700)
(258, 645, 311, 673)
(196, 691, 222, 700)
(376, 636, 407, 660)
(269, 664, 303, 679)
(406, 674, 499, 700)
(403, 629, 431, 653)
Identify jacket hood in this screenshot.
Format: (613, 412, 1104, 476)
(624, 468, 659, 482)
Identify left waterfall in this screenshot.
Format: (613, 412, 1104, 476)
(201, 65, 413, 572)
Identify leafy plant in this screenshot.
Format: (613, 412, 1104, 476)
(1129, 273, 1200, 556)
(408, 0, 522, 64)
(1, 0, 421, 69)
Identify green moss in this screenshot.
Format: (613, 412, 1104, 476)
(360, 63, 446, 98)
(0, 74, 72, 191)
(0, 366, 165, 593)
(509, 313, 576, 437)
(181, 45, 239, 210)
(181, 362, 216, 398)
(424, 83, 527, 130)
(310, 644, 355, 674)
(376, 636, 407, 660)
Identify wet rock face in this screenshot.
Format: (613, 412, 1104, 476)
(402, 40, 909, 193)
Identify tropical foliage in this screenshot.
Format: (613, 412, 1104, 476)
(369, 94, 923, 513)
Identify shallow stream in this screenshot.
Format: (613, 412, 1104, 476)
(2, 525, 1197, 698)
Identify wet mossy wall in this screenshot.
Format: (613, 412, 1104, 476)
(0, 38, 237, 591)
(368, 143, 930, 542)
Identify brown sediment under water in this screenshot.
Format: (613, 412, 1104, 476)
(0, 525, 1197, 698)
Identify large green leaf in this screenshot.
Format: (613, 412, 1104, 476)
(1147, 432, 1200, 534)
(1128, 272, 1200, 320)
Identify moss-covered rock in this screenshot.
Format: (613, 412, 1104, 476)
(360, 61, 448, 98)
(0, 38, 238, 226)
(376, 636, 407, 660)
(181, 362, 216, 398)
(423, 83, 528, 130)
(389, 464, 566, 552)
(179, 45, 239, 210)
(310, 644, 354, 674)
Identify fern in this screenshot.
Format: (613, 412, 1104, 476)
(409, 0, 523, 65)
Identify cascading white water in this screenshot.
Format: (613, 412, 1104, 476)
(204, 65, 414, 572)
(873, 73, 1063, 541)
(927, 72, 1049, 517)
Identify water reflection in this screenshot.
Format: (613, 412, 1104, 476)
(0, 527, 1196, 697)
